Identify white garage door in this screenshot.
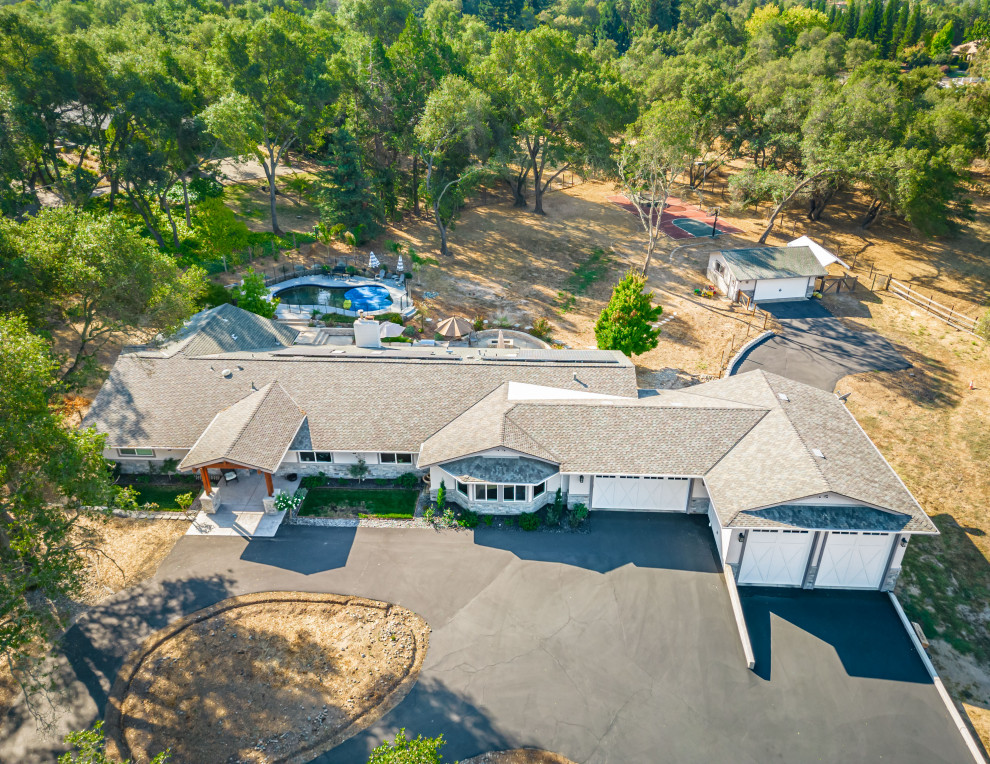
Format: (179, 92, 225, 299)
(591, 475, 690, 511)
(754, 277, 810, 301)
(738, 529, 813, 586)
(815, 532, 893, 589)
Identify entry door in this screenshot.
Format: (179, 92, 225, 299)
(591, 476, 689, 511)
(738, 530, 813, 586)
(815, 532, 893, 589)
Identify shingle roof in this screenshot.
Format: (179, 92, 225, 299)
(419, 370, 935, 533)
(83, 351, 638, 453)
(178, 382, 305, 473)
(157, 304, 298, 357)
(721, 246, 828, 281)
(441, 456, 559, 484)
(679, 371, 935, 533)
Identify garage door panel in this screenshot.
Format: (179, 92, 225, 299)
(815, 533, 892, 589)
(738, 530, 813, 586)
(754, 277, 809, 301)
(591, 476, 689, 511)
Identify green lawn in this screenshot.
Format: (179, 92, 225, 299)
(131, 484, 199, 511)
(299, 488, 418, 518)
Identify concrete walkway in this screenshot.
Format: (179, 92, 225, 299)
(734, 300, 909, 391)
(1, 515, 975, 764)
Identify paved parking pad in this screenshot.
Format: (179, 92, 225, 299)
(3, 514, 974, 764)
(735, 300, 910, 391)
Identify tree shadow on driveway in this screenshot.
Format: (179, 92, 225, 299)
(315, 675, 516, 764)
(239, 524, 358, 574)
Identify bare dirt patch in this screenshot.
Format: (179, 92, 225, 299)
(462, 750, 577, 764)
(72, 516, 191, 607)
(105, 592, 430, 764)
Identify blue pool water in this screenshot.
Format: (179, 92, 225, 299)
(274, 283, 394, 312)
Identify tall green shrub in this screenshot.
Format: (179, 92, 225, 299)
(594, 271, 663, 357)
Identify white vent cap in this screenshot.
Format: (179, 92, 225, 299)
(221, 368, 232, 378)
(777, 392, 790, 402)
(811, 448, 825, 459)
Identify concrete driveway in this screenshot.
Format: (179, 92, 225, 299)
(1, 515, 974, 764)
(734, 300, 909, 391)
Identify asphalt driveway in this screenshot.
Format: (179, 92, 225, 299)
(734, 300, 910, 391)
(1, 515, 975, 764)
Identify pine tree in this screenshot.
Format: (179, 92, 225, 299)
(828, 3, 838, 30)
(844, 0, 860, 38)
(901, 4, 923, 49)
(594, 271, 663, 357)
(597, 0, 631, 53)
(313, 126, 383, 245)
(878, 0, 899, 56)
(892, 2, 910, 52)
(856, 0, 879, 40)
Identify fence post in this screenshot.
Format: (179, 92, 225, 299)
(870, 273, 877, 291)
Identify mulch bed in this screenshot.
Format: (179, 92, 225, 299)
(105, 592, 430, 764)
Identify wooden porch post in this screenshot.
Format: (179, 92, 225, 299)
(264, 472, 274, 497)
(200, 467, 212, 496)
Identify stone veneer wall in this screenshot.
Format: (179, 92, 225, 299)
(275, 463, 424, 480)
(436, 487, 556, 516)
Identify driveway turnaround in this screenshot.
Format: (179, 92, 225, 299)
(734, 300, 909, 391)
(2, 515, 974, 764)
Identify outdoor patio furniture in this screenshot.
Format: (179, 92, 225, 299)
(224, 470, 238, 483)
(397, 273, 406, 288)
(375, 269, 385, 280)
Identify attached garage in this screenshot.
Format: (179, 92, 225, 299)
(591, 475, 690, 512)
(815, 532, 893, 589)
(738, 529, 813, 586)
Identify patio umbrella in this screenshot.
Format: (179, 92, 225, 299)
(379, 322, 404, 339)
(436, 316, 473, 339)
(496, 329, 508, 349)
(396, 254, 404, 273)
(368, 251, 381, 269)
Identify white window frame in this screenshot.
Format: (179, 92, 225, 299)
(456, 481, 468, 496)
(533, 482, 546, 498)
(475, 484, 498, 501)
(118, 448, 154, 458)
(298, 451, 333, 463)
(502, 485, 526, 502)
(380, 452, 414, 464)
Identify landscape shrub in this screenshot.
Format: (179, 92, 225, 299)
(175, 492, 194, 512)
(473, 316, 485, 331)
(482, 514, 494, 526)
(274, 492, 301, 513)
(519, 512, 540, 531)
(441, 508, 456, 527)
(544, 488, 564, 526)
(457, 509, 479, 528)
(976, 309, 990, 340)
(530, 318, 552, 340)
(323, 313, 357, 325)
(571, 502, 589, 524)
(374, 478, 388, 486)
(396, 472, 420, 489)
(382, 336, 412, 343)
(377, 312, 404, 324)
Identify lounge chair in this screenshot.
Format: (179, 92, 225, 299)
(375, 269, 385, 280)
(397, 273, 406, 288)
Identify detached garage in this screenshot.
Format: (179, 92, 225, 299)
(707, 246, 827, 303)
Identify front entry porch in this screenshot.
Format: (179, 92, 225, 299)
(186, 470, 300, 538)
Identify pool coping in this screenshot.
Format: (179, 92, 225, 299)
(270, 275, 414, 319)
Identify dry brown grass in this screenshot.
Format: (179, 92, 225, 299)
(108, 594, 429, 764)
(826, 289, 990, 749)
(71, 516, 191, 607)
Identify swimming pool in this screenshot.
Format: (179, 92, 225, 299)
(274, 283, 394, 312)
(671, 217, 723, 237)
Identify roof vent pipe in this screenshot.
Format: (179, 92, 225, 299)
(221, 369, 232, 378)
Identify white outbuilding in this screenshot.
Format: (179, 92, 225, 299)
(708, 246, 827, 303)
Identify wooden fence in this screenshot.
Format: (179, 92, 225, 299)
(816, 274, 858, 294)
(717, 302, 779, 376)
(848, 260, 982, 337)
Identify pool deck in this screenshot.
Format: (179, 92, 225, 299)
(270, 274, 415, 320)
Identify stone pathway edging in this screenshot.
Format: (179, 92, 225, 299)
(290, 516, 434, 529)
(103, 591, 431, 764)
(111, 508, 198, 521)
